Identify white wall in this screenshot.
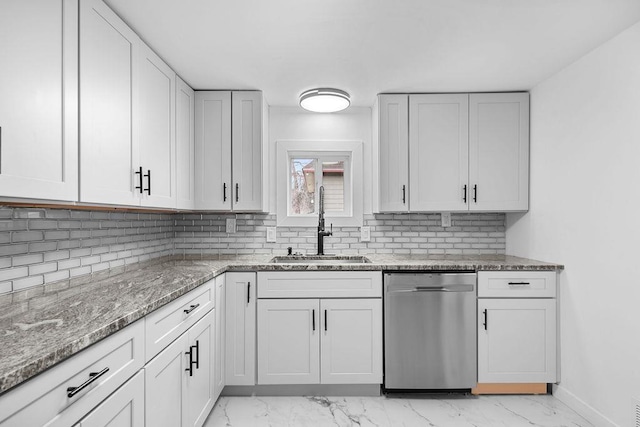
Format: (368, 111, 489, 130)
(506, 21, 640, 427)
(268, 106, 373, 215)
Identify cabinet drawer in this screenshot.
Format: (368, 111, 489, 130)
(145, 280, 214, 362)
(478, 271, 556, 298)
(257, 271, 382, 298)
(0, 320, 144, 427)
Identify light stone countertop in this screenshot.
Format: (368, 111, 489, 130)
(0, 254, 562, 395)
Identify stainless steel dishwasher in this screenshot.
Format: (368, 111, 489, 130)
(384, 272, 477, 391)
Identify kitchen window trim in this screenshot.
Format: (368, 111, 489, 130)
(276, 140, 363, 227)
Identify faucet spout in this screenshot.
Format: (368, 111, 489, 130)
(317, 186, 332, 255)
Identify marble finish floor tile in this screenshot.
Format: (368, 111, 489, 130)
(204, 395, 592, 427)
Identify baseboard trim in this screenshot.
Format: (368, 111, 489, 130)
(552, 384, 619, 427)
(222, 384, 382, 397)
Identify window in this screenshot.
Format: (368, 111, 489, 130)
(289, 157, 348, 216)
(277, 141, 363, 227)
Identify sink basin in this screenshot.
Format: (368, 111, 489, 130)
(270, 256, 372, 264)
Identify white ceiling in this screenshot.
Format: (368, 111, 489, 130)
(104, 0, 640, 107)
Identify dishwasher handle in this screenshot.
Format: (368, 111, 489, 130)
(388, 284, 475, 293)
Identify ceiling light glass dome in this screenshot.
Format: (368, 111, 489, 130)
(299, 88, 350, 113)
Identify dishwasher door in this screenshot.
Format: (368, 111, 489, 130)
(384, 272, 477, 390)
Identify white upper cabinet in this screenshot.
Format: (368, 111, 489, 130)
(378, 94, 409, 212)
(195, 91, 232, 210)
(0, 0, 78, 202)
(80, 0, 180, 208)
(378, 92, 529, 213)
(195, 91, 264, 211)
(469, 92, 529, 211)
(176, 76, 195, 210)
(79, 0, 141, 206)
(409, 94, 469, 211)
(231, 91, 263, 211)
(138, 43, 176, 209)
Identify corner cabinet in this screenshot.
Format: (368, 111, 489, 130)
(80, 0, 177, 209)
(195, 91, 265, 211)
(256, 272, 383, 386)
(476, 271, 557, 389)
(377, 92, 529, 213)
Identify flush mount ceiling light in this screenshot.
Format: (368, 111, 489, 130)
(299, 88, 350, 113)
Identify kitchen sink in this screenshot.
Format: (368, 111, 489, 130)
(269, 255, 372, 264)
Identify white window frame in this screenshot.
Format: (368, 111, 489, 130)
(277, 140, 363, 227)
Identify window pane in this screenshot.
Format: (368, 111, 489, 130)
(290, 158, 316, 214)
(322, 160, 344, 212)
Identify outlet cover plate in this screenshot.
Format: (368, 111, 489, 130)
(226, 218, 236, 233)
(441, 212, 452, 228)
(266, 227, 277, 243)
(361, 226, 371, 242)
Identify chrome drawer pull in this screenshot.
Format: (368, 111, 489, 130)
(184, 303, 200, 315)
(67, 367, 109, 398)
(507, 282, 531, 286)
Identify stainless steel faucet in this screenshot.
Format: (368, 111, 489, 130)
(317, 186, 332, 255)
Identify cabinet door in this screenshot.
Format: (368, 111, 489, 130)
(0, 0, 78, 201)
(185, 311, 215, 427)
(176, 76, 195, 210)
(214, 276, 226, 401)
(378, 94, 409, 212)
(145, 333, 188, 427)
(77, 370, 144, 427)
(195, 91, 232, 210)
(225, 272, 256, 386)
(231, 91, 263, 211)
(320, 299, 383, 384)
(409, 94, 469, 212)
(478, 298, 556, 383)
(79, 0, 141, 206)
(139, 43, 176, 208)
(469, 93, 529, 211)
(257, 299, 320, 385)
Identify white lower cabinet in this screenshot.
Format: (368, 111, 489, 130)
(225, 272, 256, 386)
(320, 299, 383, 384)
(257, 299, 320, 385)
(213, 275, 226, 400)
(75, 370, 144, 427)
(257, 297, 382, 385)
(477, 271, 558, 384)
(145, 310, 215, 427)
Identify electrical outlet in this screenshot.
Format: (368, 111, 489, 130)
(441, 212, 451, 228)
(226, 218, 236, 233)
(266, 227, 277, 243)
(360, 226, 371, 242)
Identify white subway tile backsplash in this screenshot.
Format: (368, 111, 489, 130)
(0, 208, 505, 294)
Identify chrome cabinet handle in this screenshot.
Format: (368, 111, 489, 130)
(508, 282, 531, 286)
(312, 309, 315, 331)
(463, 185, 467, 203)
(236, 183, 239, 202)
(473, 185, 477, 203)
(67, 367, 109, 398)
(184, 303, 199, 315)
(223, 183, 227, 201)
(402, 185, 406, 204)
(483, 309, 488, 330)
